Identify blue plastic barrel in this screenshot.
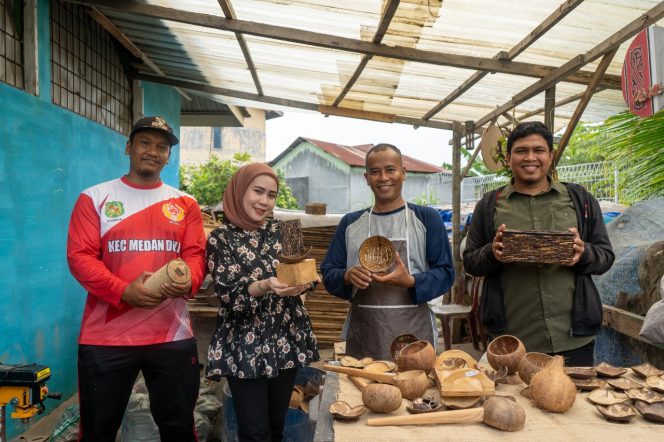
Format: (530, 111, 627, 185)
(221, 366, 325, 442)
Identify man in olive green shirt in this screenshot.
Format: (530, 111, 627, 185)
(463, 122, 614, 366)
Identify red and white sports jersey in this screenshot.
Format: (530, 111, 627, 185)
(67, 176, 206, 346)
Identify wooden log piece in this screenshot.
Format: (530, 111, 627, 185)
(501, 229, 574, 265)
(276, 259, 318, 286)
(144, 258, 191, 293)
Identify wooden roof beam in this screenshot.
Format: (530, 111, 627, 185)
(517, 87, 606, 120)
(85, 6, 191, 101)
(553, 48, 618, 166)
(217, 0, 263, 96)
(418, 0, 585, 124)
(474, 1, 664, 129)
(70, 0, 620, 88)
(132, 72, 455, 130)
(331, 0, 400, 107)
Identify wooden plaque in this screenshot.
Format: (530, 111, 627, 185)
(501, 229, 574, 265)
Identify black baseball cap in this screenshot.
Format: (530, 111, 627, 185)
(129, 116, 179, 146)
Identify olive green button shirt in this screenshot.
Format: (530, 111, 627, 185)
(494, 180, 594, 353)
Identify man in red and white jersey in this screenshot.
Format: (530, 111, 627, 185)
(67, 116, 206, 442)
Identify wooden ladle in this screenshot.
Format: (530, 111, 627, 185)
(323, 363, 396, 384)
(367, 396, 525, 432)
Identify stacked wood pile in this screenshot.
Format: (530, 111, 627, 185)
(302, 225, 349, 348)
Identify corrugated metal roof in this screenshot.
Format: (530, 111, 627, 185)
(80, 0, 664, 132)
(272, 137, 443, 173)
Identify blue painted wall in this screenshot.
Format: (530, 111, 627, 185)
(0, 1, 180, 438)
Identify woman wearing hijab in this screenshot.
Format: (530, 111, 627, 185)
(206, 163, 319, 442)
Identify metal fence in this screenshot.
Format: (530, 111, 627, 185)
(427, 162, 626, 206)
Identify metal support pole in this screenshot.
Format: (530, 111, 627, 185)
(451, 121, 463, 303)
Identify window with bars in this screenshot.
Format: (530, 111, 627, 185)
(0, 0, 25, 90)
(50, 0, 133, 134)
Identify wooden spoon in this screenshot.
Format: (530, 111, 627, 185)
(323, 363, 396, 384)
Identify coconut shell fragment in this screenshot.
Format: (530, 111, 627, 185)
(564, 367, 597, 379)
(596, 403, 637, 423)
(631, 363, 664, 379)
(482, 396, 526, 432)
(594, 362, 627, 378)
(586, 389, 629, 406)
(625, 388, 664, 404)
(645, 375, 664, 393)
(361, 383, 403, 413)
(572, 378, 606, 391)
(633, 400, 664, 423)
(606, 377, 643, 391)
(329, 401, 367, 421)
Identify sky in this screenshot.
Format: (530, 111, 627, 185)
(265, 109, 454, 166)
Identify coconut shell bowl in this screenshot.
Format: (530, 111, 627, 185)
(359, 235, 395, 273)
(487, 335, 526, 384)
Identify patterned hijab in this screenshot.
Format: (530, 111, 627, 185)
(222, 163, 279, 231)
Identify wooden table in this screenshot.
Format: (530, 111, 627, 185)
(314, 369, 664, 442)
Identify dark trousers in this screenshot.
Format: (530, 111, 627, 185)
(226, 368, 299, 442)
(550, 340, 595, 367)
(77, 338, 200, 442)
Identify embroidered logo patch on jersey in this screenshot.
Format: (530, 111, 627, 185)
(104, 201, 125, 218)
(162, 202, 185, 222)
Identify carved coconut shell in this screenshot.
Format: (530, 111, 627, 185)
(633, 400, 664, 423)
(329, 401, 367, 421)
(487, 335, 526, 375)
(359, 235, 395, 273)
(596, 403, 637, 422)
(442, 395, 481, 410)
(517, 352, 553, 385)
(631, 363, 664, 379)
(395, 340, 436, 374)
(572, 378, 606, 391)
(482, 396, 527, 432)
(393, 370, 430, 400)
(594, 362, 627, 378)
(645, 375, 664, 393)
(340, 356, 364, 368)
(364, 361, 395, 373)
(586, 388, 629, 406)
(361, 383, 403, 413)
(407, 397, 444, 414)
(606, 377, 643, 391)
(564, 367, 597, 379)
(625, 388, 664, 404)
(390, 334, 419, 360)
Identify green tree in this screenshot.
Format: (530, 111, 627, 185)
(583, 110, 664, 203)
(179, 153, 299, 209)
(557, 121, 608, 166)
(411, 192, 440, 206)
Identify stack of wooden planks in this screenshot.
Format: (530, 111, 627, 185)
(302, 225, 349, 348)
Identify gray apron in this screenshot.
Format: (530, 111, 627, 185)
(345, 208, 435, 360)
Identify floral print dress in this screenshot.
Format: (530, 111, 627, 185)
(206, 218, 319, 380)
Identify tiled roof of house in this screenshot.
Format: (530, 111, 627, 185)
(271, 137, 445, 173)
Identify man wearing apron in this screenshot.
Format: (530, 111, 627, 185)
(321, 144, 455, 360)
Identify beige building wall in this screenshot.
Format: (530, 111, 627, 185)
(180, 108, 267, 165)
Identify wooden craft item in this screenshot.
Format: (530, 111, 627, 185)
(594, 362, 627, 378)
(322, 363, 396, 384)
(631, 363, 664, 378)
(486, 335, 526, 375)
(572, 378, 606, 391)
(596, 403, 637, 422)
(645, 375, 664, 393)
(435, 350, 479, 370)
(144, 258, 191, 292)
(501, 229, 575, 265)
(439, 368, 495, 397)
(278, 219, 312, 263)
(606, 377, 643, 391)
(633, 400, 664, 423)
(329, 401, 366, 421)
(625, 388, 664, 404)
(368, 397, 525, 432)
(276, 259, 318, 286)
(305, 202, 327, 215)
(358, 235, 395, 273)
(564, 367, 597, 379)
(394, 340, 436, 374)
(349, 376, 374, 392)
(390, 334, 418, 360)
(586, 388, 629, 405)
(364, 361, 395, 373)
(517, 352, 553, 385)
(442, 395, 481, 409)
